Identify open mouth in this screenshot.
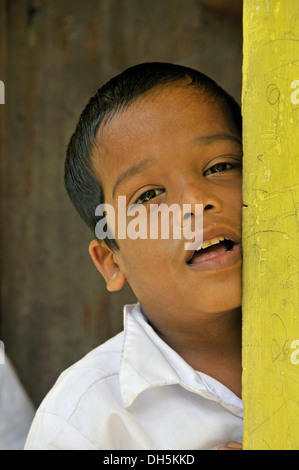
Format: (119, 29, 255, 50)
(187, 237, 236, 265)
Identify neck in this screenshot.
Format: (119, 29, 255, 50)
(149, 307, 242, 398)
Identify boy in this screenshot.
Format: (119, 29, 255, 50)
(25, 63, 243, 450)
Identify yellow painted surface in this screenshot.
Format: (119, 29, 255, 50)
(242, 0, 299, 450)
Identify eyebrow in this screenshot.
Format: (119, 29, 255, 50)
(112, 158, 155, 199)
(112, 133, 242, 198)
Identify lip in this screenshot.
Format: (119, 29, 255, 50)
(185, 225, 242, 271)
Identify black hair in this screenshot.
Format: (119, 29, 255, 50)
(64, 62, 242, 249)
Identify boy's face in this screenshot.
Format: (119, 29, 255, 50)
(92, 84, 243, 332)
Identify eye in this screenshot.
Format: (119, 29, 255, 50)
(134, 188, 164, 205)
(205, 162, 242, 175)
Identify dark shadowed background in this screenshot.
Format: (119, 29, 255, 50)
(0, 0, 242, 406)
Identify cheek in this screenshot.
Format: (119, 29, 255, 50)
(115, 239, 154, 273)
(116, 238, 176, 288)
(234, 190, 244, 221)
(116, 244, 168, 301)
(223, 182, 243, 212)
(232, 191, 243, 212)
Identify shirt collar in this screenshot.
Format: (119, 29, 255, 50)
(119, 303, 243, 417)
(119, 303, 181, 408)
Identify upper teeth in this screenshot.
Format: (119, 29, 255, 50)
(196, 237, 226, 251)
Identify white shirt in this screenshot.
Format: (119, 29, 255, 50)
(0, 356, 35, 450)
(24, 303, 243, 450)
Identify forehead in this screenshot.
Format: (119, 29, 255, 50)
(101, 83, 235, 140)
(93, 84, 240, 192)
(97, 83, 239, 152)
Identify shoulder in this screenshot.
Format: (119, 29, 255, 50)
(25, 331, 126, 449)
(38, 331, 124, 421)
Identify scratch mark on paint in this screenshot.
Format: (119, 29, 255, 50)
(263, 166, 271, 182)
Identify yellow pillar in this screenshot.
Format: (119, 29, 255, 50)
(242, 0, 299, 450)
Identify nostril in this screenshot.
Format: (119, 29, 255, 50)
(205, 204, 214, 210)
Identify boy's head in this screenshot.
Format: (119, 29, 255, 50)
(65, 62, 241, 241)
(65, 62, 243, 332)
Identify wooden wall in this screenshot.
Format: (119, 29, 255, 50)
(0, 0, 243, 406)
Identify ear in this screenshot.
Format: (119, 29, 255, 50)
(89, 239, 127, 292)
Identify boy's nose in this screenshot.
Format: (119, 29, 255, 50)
(176, 178, 223, 216)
